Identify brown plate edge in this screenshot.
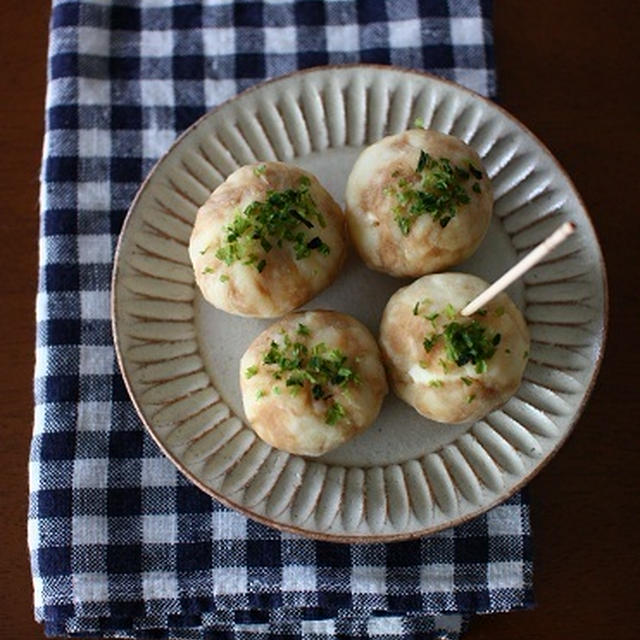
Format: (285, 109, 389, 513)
(110, 63, 609, 543)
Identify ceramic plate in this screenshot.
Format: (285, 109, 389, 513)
(112, 65, 607, 542)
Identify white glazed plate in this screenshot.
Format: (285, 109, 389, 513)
(112, 65, 607, 542)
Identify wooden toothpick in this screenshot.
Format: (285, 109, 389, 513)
(460, 221, 576, 317)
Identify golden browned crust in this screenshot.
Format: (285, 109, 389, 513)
(189, 162, 347, 317)
(345, 129, 492, 277)
(239, 310, 388, 456)
(379, 273, 530, 424)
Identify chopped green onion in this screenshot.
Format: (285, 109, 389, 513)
(261, 331, 359, 425)
(215, 176, 329, 272)
(245, 365, 259, 379)
(387, 150, 480, 234)
(421, 319, 502, 374)
(326, 402, 345, 425)
(423, 333, 441, 352)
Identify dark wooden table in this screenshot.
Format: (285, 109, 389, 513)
(2, 2, 638, 638)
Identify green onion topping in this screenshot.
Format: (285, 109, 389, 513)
(326, 402, 346, 425)
(422, 319, 501, 375)
(245, 365, 259, 379)
(386, 151, 484, 235)
(423, 333, 441, 352)
(296, 323, 311, 336)
(254, 330, 360, 426)
(214, 175, 330, 272)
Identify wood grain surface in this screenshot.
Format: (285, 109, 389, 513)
(1, 2, 638, 638)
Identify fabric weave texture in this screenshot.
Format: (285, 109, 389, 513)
(30, 1, 533, 638)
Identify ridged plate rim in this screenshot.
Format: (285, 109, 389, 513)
(112, 64, 608, 542)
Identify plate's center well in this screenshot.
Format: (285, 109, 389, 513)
(195, 147, 521, 467)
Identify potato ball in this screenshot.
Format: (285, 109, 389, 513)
(240, 310, 388, 457)
(379, 273, 529, 424)
(345, 129, 492, 277)
(189, 162, 346, 317)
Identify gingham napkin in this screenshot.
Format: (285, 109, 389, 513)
(30, 1, 533, 638)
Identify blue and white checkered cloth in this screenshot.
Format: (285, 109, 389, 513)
(30, 1, 533, 638)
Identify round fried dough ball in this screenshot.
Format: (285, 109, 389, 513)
(240, 310, 388, 457)
(379, 273, 529, 424)
(345, 129, 492, 277)
(189, 162, 346, 317)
